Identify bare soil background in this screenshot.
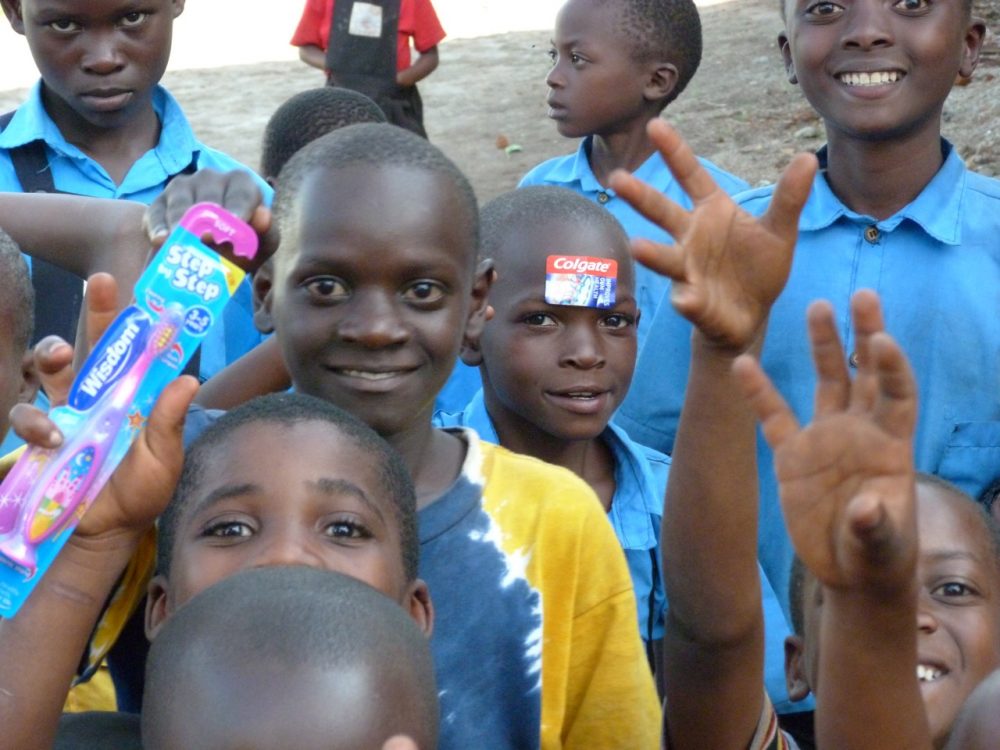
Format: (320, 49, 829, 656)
(1, 0, 997, 202)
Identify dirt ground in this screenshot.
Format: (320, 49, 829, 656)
(1, 0, 997, 201)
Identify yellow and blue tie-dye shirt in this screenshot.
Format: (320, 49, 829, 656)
(423, 430, 660, 749)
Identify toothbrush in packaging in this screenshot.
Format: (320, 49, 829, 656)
(0, 203, 257, 617)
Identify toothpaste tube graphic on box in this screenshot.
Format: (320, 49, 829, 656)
(0, 203, 257, 618)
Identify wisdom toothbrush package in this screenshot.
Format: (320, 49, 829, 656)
(0, 203, 258, 617)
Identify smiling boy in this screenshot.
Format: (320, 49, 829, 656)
(619, 0, 1000, 624)
(244, 124, 660, 749)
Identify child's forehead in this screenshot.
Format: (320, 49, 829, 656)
(284, 164, 476, 267)
(492, 219, 634, 287)
(24, 0, 172, 14)
(917, 485, 997, 564)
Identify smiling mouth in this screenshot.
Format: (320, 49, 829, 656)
(917, 663, 947, 683)
(837, 70, 904, 87)
(333, 368, 413, 381)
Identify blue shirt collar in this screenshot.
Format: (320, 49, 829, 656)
(0, 82, 201, 177)
(552, 136, 674, 198)
(455, 390, 661, 551)
(802, 140, 965, 245)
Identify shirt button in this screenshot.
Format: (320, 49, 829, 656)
(849, 351, 859, 367)
(597, 192, 610, 204)
(864, 225, 879, 243)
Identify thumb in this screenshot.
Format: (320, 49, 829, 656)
(95, 376, 199, 532)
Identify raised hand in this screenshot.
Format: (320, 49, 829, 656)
(734, 289, 918, 593)
(609, 119, 816, 351)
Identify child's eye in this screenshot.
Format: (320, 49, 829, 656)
(601, 313, 634, 330)
(547, 48, 557, 64)
(932, 580, 979, 599)
(523, 312, 558, 327)
(202, 520, 254, 539)
(48, 19, 81, 33)
(804, 1, 843, 17)
(402, 280, 445, 304)
(303, 276, 349, 302)
(570, 53, 584, 65)
(893, 0, 930, 12)
(118, 11, 149, 28)
(324, 519, 372, 540)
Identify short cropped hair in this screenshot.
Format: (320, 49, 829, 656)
(274, 123, 479, 256)
(480, 186, 630, 262)
(606, 0, 702, 106)
(157, 393, 419, 580)
(260, 87, 387, 180)
(789, 472, 1000, 635)
(0, 227, 34, 352)
(142, 567, 438, 747)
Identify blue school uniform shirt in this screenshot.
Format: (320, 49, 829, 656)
(0, 83, 271, 384)
(617, 140, 1000, 618)
(435, 389, 807, 714)
(519, 135, 750, 350)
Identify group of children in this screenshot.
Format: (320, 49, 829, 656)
(0, 0, 998, 748)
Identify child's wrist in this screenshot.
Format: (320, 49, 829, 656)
(38, 537, 138, 609)
(691, 325, 765, 359)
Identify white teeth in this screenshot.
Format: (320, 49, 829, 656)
(839, 70, 901, 87)
(917, 664, 944, 683)
(567, 392, 597, 399)
(339, 369, 400, 381)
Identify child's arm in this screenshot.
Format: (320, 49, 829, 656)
(0, 193, 150, 307)
(737, 290, 929, 750)
(0, 344, 195, 750)
(609, 120, 816, 749)
(193, 335, 291, 409)
(396, 46, 439, 88)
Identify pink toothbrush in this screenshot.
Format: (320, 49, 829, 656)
(0, 311, 182, 574)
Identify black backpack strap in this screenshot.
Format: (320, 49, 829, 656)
(1, 110, 84, 346)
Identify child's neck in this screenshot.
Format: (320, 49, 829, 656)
(823, 122, 945, 221)
(588, 127, 659, 188)
(491, 416, 616, 512)
(41, 86, 161, 186)
(386, 418, 467, 510)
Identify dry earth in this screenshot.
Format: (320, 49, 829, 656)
(1, 0, 997, 202)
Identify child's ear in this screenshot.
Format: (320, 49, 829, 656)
(252, 260, 276, 334)
(644, 62, 679, 104)
(406, 579, 435, 638)
(0, 1, 24, 33)
(778, 33, 797, 84)
(17, 349, 39, 405)
(145, 575, 171, 640)
(461, 260, 495, 354)
(959, 17, 987, 79)
(784, 634, 813, 702)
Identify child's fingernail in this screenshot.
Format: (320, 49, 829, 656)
(48, 430, 63, 447)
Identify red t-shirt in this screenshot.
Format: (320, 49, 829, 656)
(291, 0, 446, 72)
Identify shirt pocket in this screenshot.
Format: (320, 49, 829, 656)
(936, 421, 1000, 499)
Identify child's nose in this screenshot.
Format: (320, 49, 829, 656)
(916, 591, 940, 634)
(336, 292, 409, 348)
(559, 328, 605, 369)
(81, 31, 126, 75)
(841, 0, 894, 50)
(253, 530, 326, 570)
